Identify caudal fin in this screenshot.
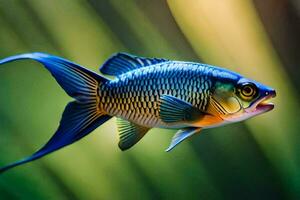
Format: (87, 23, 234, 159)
(0, 53, 111, 173)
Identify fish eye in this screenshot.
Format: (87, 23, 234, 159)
(238, 83, 257, 100)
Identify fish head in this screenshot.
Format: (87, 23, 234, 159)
(209, 77, 276, 123)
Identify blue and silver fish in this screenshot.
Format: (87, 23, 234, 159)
(0, 52, 276, 173)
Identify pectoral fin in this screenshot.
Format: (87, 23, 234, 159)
(166, 127, 202, 152)
(160, 95, 205, 123)
(117, 118, 150, 151)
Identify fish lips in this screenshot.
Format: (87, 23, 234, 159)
(246, 89, 276, 114)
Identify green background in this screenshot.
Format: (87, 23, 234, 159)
(0, 0, 299, 199)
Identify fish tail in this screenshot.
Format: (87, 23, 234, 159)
(0, 52, 111, 173)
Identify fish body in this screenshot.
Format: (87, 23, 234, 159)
(101, 61, 214, 128)
(0, 52, 276, 173)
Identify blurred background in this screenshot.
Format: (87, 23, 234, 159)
(0, 0, 299, 199)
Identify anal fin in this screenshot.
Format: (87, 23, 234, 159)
(166, 127, 202, 152)
(117, 118, 150, 151)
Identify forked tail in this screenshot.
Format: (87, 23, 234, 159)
(0, 53, 111, 173)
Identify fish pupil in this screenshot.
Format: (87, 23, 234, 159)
(243, 86, 252, 95)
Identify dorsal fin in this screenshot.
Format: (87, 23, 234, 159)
(99, 52, 168, 76)
(117, 118, 150, 151)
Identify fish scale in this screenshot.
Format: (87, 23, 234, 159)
(100, 62, 213, 127)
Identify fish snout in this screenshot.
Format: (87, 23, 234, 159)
(264, 89, 276, 98)
(270, 89, 276, 98)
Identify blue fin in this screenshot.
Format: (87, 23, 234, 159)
(166, 127, 202, 152)
(0, 102, 111, 173)
(99, 52, 168, 76)
(0, 52, 108, 102)
(160, 95, 204, 123)
(117, 118, 150, 151)
(0, 53, 111, 173)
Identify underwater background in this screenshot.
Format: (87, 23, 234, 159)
(0, 0, 299, 199)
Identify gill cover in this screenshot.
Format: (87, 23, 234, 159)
(210, 82, 241, 116)
(211, 95, 241, 115)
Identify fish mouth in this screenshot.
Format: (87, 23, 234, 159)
(256, 98, 274, 112)
(248, 91, 276, 113)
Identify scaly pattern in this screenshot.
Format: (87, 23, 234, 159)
(98, 61, 217, 127)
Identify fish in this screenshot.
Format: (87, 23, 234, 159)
(0, 52, 276, 173)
